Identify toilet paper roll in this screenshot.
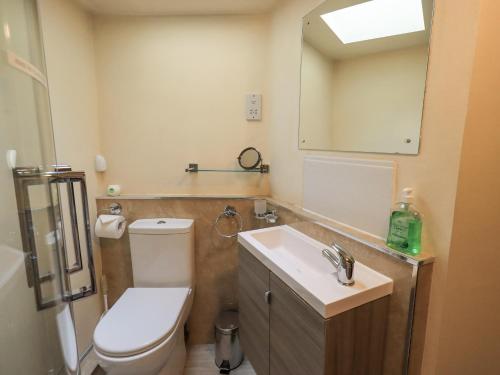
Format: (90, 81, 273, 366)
(95, 215, 126, 239)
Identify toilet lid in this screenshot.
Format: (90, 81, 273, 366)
(93, 288, 189, 357)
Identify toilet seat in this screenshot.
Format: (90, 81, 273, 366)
(93, 288, 189, 357)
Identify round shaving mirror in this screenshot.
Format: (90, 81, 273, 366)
(237, 147, 262, 170)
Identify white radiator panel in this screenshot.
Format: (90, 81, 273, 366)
(303, 156, 395, 239)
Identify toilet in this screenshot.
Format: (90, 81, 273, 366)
(93, 218, 195, 375)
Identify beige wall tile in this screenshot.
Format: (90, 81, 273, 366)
(98, 197, 431, 374)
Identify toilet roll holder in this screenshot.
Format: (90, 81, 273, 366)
(100, 202, 122, 215)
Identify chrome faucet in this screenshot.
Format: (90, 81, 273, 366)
(322, 243, 355, 286)
(264, 209, 279, 224)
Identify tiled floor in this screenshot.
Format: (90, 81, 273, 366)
(82, 351, 104, 375)
(87, 344, 256, 375)
(90, 366, 106, 375)
(184, 344, 256, 375)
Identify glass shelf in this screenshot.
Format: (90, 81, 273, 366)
(185, 163, 269, 174)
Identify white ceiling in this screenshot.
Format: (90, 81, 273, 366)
(75, 0, 280, 15)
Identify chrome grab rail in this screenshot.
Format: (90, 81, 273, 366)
(13, 166, 97, 310)
(62, 179, 83, 274)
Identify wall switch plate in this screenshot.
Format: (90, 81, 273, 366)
(246, 94, 262, 121)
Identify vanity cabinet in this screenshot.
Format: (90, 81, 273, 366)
(239, 246, 390, 375)
(239, 246, 270, 375)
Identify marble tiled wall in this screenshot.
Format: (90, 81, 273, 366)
(96, 197, 431, 374)
(96, 197, 260, 344)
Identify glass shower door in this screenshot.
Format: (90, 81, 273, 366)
(0, 0, 93, 374)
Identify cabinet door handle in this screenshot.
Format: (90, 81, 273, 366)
(264, 290, 271, 304)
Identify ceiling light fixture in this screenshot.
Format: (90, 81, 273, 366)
(320, 0, 425, 44)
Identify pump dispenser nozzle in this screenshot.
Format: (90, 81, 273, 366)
(401, 188, 414, 203)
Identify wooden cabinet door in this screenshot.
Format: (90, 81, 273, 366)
(324, 296, 389, 375)
(239, 246, 270, 375)
(269, 273, 325, 375)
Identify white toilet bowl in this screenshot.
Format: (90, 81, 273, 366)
(94, 218, 195, 374)
(93, 288, 192, 375)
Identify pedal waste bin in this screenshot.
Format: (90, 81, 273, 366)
(215, 310, 244, 374)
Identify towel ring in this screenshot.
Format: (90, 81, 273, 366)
(214, 206, 243, 238)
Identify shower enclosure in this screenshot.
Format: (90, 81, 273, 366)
(1, 1, 96, 374)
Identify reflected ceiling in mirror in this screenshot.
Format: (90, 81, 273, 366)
(299, 0, 434, 154)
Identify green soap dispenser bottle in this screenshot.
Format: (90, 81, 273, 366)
(387, 188, 422, 255)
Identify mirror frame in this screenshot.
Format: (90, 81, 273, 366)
(237, 147, 262, 170)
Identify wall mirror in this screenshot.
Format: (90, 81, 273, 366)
(299, 0, 434, 154)
(238, 147, 262, 170)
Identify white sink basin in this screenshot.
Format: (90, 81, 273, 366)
(238, 225, 393, 318)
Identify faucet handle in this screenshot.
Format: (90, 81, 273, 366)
(328, 243, 355, 286)
(331, 243, 355, 267)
